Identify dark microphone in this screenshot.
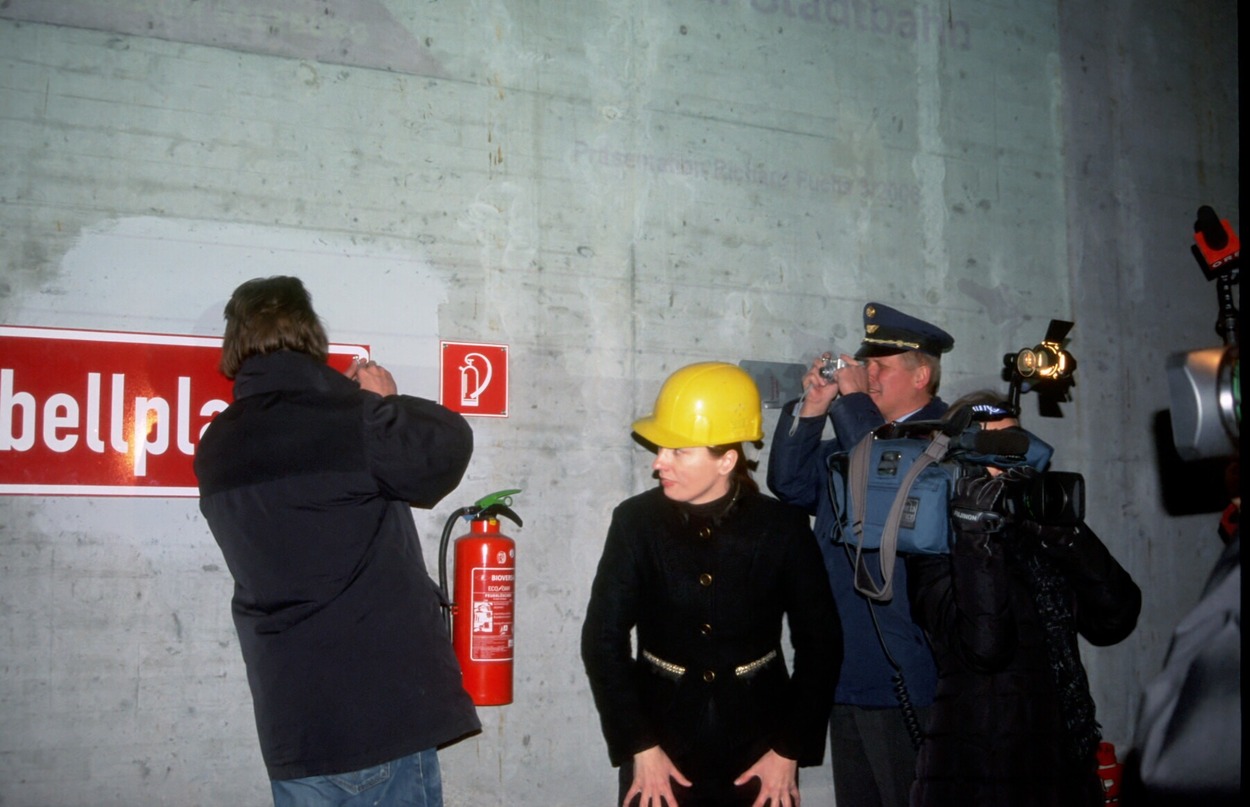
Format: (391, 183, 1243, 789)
(951, 428, 1030, 456)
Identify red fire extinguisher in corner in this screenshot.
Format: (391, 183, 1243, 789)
(438, 489, 523, 706)
(1097, 742, 1124, 805)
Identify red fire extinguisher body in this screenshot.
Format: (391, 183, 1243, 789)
(1097, 742, 1123, 804)
(451, 518, 515, 705)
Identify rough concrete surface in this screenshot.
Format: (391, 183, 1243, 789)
(0, 1, 1238, 805)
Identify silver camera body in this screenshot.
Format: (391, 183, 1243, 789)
(819, 355, 846, 381)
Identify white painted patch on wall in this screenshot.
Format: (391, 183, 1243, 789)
(36, 217, 450, 398)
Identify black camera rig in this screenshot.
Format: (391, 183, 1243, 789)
(877, 400, 1085, 529)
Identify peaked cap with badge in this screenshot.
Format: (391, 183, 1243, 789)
(854, 302, 955, 359)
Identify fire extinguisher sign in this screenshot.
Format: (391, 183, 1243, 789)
(439, 342, 508, 417)
(469, 565, 514, 662)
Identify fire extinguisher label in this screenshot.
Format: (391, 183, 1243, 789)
(469, 566, 514, 662)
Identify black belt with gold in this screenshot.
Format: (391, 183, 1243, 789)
(641, 648, 779, 682)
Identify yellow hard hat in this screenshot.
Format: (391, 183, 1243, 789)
(632, 362, 764, 448)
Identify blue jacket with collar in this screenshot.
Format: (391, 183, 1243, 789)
(767, 391, 942, 708)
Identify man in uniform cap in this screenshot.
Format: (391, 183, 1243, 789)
(767, 302, 954, 807)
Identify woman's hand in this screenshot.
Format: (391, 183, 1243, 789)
(624, 746, 691, 807)
(735, 749, 800, 807)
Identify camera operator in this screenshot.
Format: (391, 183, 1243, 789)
(768, 302, 952, 807)
(905, 391, 1141, 807)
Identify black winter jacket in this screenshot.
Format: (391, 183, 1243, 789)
(581, 486, 842, 785)
(906, 521, 1141, 807)
(195, 351, 480, 780)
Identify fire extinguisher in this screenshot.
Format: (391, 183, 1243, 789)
(1097, 741, 1124, 805)
(438, 489, 523, 706)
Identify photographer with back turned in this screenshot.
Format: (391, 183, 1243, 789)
(768, 303, 951, 807)
(905, 391, 1141, 806)
(195, 277, 480, 806)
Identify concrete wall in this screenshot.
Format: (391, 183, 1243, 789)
(0, 1, 1237, 805)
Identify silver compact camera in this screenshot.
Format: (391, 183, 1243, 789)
(819, 355, 846, 381)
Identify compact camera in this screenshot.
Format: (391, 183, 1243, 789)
(819, 355, 847, 380)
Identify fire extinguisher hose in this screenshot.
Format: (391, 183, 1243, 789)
(438, 506, 479, 636)
(436, 489, 524, 637)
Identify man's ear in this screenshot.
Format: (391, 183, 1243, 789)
(913, 362, 932, 391)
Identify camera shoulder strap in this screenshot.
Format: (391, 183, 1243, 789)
(848, 430, 951, 601)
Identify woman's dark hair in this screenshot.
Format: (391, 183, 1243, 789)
(708, 442, 761, 496)
(219, 276, 329, 378)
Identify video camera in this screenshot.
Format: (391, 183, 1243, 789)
(878, 397, 1085, 529)
(1166, 205, 1240, 462)
(872, 310, 1088, 531)
(828, 318, 1088, 590)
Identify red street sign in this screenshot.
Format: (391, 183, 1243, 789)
(1, 326, 367, 496)
(440, 342, 509, 417)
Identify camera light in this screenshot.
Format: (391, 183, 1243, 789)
(1015, 342, 1073, 380)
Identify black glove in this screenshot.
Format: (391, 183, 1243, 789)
(1018, 518, 1082, 551)
(950, 473, 1009, 533)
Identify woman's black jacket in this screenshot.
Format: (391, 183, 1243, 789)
(581, 486, 842, 783)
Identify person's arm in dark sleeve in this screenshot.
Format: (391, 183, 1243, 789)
(908, 534, 1017, 672)
(581, 507, 659, 766)
(767, 389, 891, 510)
(909, 474, 1018, 672)
(363, 394, 474, 507)
(771, 507, 842, 765)
(766, 401, 833, 514)
(828, 392, 888, 449)
(1026, 520, 1142, 646)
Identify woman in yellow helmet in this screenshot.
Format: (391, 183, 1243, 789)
(582, 362, 842, 807)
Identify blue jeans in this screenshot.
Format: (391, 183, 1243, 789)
(271, 748, 443, 807)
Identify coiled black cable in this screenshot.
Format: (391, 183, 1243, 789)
(830, 469, 926, 749)
(867, 597, 925, 750)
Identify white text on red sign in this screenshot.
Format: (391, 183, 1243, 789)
(1, 326, 365, 496)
